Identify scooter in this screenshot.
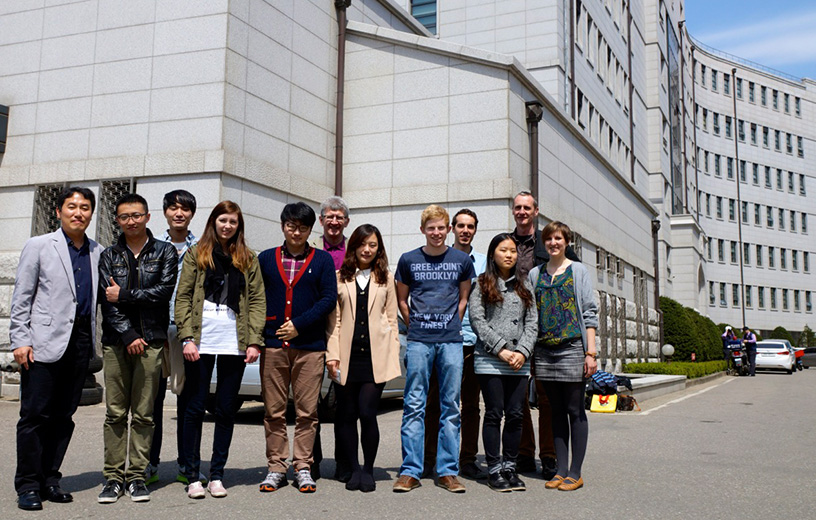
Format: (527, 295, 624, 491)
(728, 342, 749, 376)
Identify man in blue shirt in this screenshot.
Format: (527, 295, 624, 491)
(423, 209, 488, 480)
(743, 326, 758, 376)
(393, 205, 475, 494)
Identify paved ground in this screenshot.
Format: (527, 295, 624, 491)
(1, 368, 815, 519)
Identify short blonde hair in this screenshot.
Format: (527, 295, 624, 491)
(420, 204, 450, 228)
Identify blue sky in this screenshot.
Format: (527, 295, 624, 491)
(684, 0, 816, 80)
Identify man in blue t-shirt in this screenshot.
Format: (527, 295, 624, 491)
(393, 205, 475, 494)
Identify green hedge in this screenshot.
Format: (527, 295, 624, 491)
(769, 326, 794, 344)
(660, 297, 722, 361)
(622, 361, 727, 379)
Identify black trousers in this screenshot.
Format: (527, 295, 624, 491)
(15, 319, 92, 494)
(478, 374, 527, 471)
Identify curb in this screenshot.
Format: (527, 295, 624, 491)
(685, 370, 728, 389)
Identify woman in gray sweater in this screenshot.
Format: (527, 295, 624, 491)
(469, 233, 538, 492)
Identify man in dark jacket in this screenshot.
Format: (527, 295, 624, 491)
(257, 202, 337, 494)
(97, 193, 178, 504)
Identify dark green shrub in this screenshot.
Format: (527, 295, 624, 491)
(684, 308, 721, 361)
(769, 326, 794, 344)
(660, 297, 696, 361)
(622, 361, 727, 379)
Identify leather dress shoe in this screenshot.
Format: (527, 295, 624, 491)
(392, 474, 421, 492)
(18, 490, 43, 511)
(44, 485, 73, 503)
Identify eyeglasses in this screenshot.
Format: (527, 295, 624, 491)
(284, 223, 311, 234)
(321, 215, 347, 222)
(116, 213, 147, 223)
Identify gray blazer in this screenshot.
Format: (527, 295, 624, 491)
(528, 261, 599, 350)
(9, 229, 101, 363)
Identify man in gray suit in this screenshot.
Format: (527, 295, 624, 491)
(10, 187, 101, 511)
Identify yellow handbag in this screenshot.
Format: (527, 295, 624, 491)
(590, 394, 617, 413)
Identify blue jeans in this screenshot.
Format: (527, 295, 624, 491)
(400, 341, 464, 479)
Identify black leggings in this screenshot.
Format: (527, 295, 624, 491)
(478, 374, 527, 472)
(542, 381, 588, 480)
(336, 382, 385, 473)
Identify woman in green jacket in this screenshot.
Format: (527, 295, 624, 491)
(175, 201, 265, 499)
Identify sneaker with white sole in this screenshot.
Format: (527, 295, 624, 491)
(126, 480, 150, 502)
(293, 469, 316, 493)
(207, 480, 227, 497)
(187, 481, 205, 499)
(97, 480, 123, 504)
(259, 471, 288, 492)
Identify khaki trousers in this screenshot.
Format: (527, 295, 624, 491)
(261, 348, 324, 472)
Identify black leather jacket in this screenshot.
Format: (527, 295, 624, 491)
(99, 230, 178, 346)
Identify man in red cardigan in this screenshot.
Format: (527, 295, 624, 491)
(256, 202, 337, 494)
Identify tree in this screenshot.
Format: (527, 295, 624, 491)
(769, 326, 795, 344)
(799, 325, 815, 348)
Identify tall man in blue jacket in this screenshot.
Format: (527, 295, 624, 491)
(11, 187, 101, 511)
(257, 202, 337, 494)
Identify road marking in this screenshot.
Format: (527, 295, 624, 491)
(639, 377, 735, 416)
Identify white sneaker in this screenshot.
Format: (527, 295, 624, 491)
(187, 481, 205, 499)
(207, 480, 227, 498)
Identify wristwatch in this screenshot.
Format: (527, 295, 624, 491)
(182, 337, 195, 345)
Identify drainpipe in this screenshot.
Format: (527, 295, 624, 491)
(569, 0, 576, 119)
(731, 67, 747, 328)
(627, 0, 634, 183)
(678, 21, 688, 213)
(334, 0, 351, 197)
(526, 101, 544, 199)
(652, 218, 663, 349)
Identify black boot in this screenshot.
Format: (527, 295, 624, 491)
(487, 472, 512, 492)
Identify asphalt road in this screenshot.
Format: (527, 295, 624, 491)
(1, 368, 815, 519)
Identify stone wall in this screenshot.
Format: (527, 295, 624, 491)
(0, 252, 19, 396)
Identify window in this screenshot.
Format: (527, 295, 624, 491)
(765, 166, 772, 188)
(763, 126, 769, 147)
(724, 74, 730, 95)
(732, 285, 740, 306)
(702, 108, 708, 130)
(808, 291, 813, 312)
(705, 194, 711, 216)
(803, 213, 808, 233)
(709, 282, 715, 305)
(788, 171, 795, 192)
(713, 113, 720, 135)
(725, 116, 732, 138)
(720, 283, 727, 306)
(707, 238, 712, 260)
(32, 184, 67, 235)
(761, 86, 767, 106)
(713, 154, 720, 176)
(97, 179, 136, 247)
(786, 133, 793, 154)
(771, 287, 777, 309)
(795, 97, 801, 116)
(758, 286, 765, 308)
(716, 197, 723, 219)
(769, 246, 775, 268)
(739, 160, 746, 182)
(777, 169, 783, 190)
(741, 201, 748, 223)
(752, 163, 759, 185)
(754, 204, 761, 225)
(792, 250, 798, 271)
(805, 252, 810, 272)
(784, 93, 790, 113)
(779, 208, 785, 230)
(748, 82, 755, 102)
(781, 248, 787, 269)
(791, 211, 797, 232)
(783, 289, 789, 310)
(756, 245, 763, 267)
(736, 78, 743, 99)
(772, 89, 779, 109)
(729, 199, 736, 221)
(746, 285, 753, 307)
(800, 174, 806, 195)
(775, 130, 781, 151)
(718, 239, 725, 262)
(730, 241, 737, 263)
(705, 151, 711, 173)
(726, 157, 733, 179)
(794, 290, 801, 311)
(798, 136, 804, 158)
(411, 0, 438, 34)
(711, 70, 718, 91)
(744, 242, 750, 265)
(750, 123, 757, 145)
(738, 120, 745, 141)
(700, 63, 706, 85)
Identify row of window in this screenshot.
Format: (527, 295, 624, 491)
(709, 282, 813, 313)
(575, 88, 631, 173)
(697, 151, 807, 195)
(695, 105, 804, 158)
(702, 193, 809, 233)
(696, 62, 802, 117)
(575, 1, 631, 114)
(706, 238, 811, 272)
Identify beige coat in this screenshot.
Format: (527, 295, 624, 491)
(326, 271, 401, 385)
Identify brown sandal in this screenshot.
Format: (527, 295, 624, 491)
(544, 475, 566, 489)
(558, 477, 584, 491)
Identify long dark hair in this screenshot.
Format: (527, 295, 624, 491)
(478, 232, 533, 308)
(339, 224, 389, 285)
(195, 201, 252, 273)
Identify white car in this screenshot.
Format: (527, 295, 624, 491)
(754, 340, 795, 374)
